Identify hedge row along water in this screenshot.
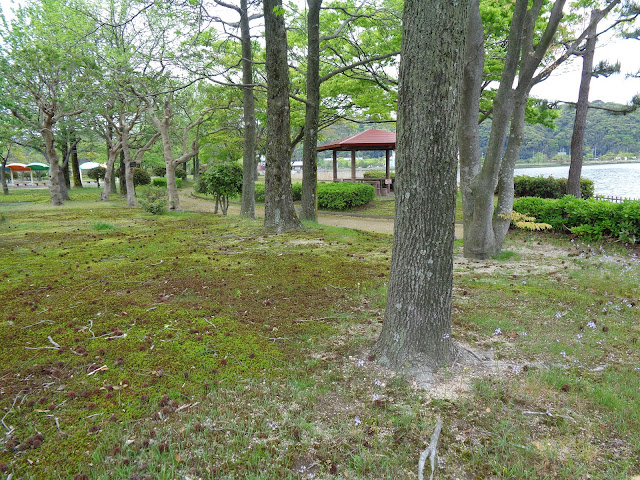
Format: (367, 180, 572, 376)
(513, 195, 640, 243)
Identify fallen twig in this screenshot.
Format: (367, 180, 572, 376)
(1, 393, 20, 432)
(418, 416, 443, 480)
(47, 336, 61, 348)
(522, 410, 575, 422)
(176, 402, 200, 412)
(149, 260, 164, 266)
(20, 320, 55, 329)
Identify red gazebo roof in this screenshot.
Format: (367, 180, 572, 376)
(317, 128, 396, 152)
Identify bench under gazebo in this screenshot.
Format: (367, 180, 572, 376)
(317, 128, 395, 195)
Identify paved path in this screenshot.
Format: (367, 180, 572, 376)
(180, 192, 463, 238)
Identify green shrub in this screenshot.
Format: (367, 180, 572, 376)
(195, 162, 242, 215)
(175, 167, 187, 180)
(363, 170, 395, 180)
(513, 196, 640, 243)
(151, 177, 182, 188)
(513, 175, 594, 199)
(255, 184, 265, 202)
(151, 165, 166, 177)
(133, 168, 151, 187)
(254, 183, 301, 203)
(317, 182, 375, 211)
(87, 167, 106, 186)
(138, 186, 168, 215)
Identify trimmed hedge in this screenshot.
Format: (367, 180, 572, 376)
(254, 182, 375, 210)
(133, 168, 151, 186)
(513, 195, 640, 243)
(152, 178, 182, 188)
(254, 183, 302, 203)
(317, 182, 375, 210)
(514, 175, 594, 199)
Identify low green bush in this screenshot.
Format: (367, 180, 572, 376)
(317, 182, 375, 211)
(152, 178, 182, 188)
(175, 167, 187, 180)
(254, 183, 302, 202)
(513, 175, 594, 199)
(151, 165, 166, 177)
(133, 168, 151, 187)
(513, 195, 640, 243)
(138, 186, 168, 215)
(196, 162, 242, 215)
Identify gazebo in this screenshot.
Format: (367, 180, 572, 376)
(317, 128, 395, 194)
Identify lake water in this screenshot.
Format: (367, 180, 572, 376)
(514, 163, 640, 199)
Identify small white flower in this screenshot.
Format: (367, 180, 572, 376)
(494, 327, 502, 336)
(575, 333, 583, 339)
(560, 351, 566, 357)
(374, 379, 382, 387)
(512, 365, 520, 374)
(442, 333, 450, 339)
(521, 331, 527, 336)
(372, 393, 379, 401)
(587, 321, 597, 329)
(554, 312, 562, 319)
(522, 281, 527, 285)
(354, 416, 361, 426)
(357, 359, 364, 367)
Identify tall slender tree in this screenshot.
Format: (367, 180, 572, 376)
(263, 0, 302, 232)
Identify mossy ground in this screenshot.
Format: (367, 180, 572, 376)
(1, 188, 640, 479)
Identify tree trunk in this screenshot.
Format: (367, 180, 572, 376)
(101, 145, 120, 201)
(42, 115, 64, 206)
(263, 0, 302, 233)
(373, 0, 469, 370)
(121, 123, 137, 207)
(1, 154, 9, 195)
(71, 134, 82, 188)
(568, 11, 598, 198)
(460, 0, 566, 259)
(300, 0, 322, 222)
(239, 0, 257, 219)
(119, 150, 127, 197)
(458, 0, 484, 251)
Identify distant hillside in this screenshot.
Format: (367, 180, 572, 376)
(479, 101, 640, 163)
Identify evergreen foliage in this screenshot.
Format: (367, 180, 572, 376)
(513, 195, 640, 243)
(514, 175, 594, 199)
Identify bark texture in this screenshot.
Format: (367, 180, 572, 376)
(460, 0, 566, 259)
(373, 0, 469, 369)
(568, 10, 599, 198)
(300, 0, 322, 221)
(263, 0, 302, 233)
(239, 0, 257, 219)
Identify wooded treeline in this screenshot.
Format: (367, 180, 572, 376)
(479, 101, 640, 162)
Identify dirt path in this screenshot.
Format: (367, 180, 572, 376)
(180, 192, 463, 238)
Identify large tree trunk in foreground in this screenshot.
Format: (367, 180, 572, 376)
(239, 0, 257, 219)
(300, 0, 322, 221)
(374, 0, 469, 370)
(263, 0, 302, 233)
(568, 10, 598, 198)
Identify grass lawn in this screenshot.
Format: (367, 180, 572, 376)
(1, 188, 639, 479)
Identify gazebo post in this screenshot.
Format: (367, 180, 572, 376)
(332, 150, 337, 182)
(385, 149, 391, 195)
(29, 170, 34, 183)
(385, 150, 390, 180)
(351, 150, 356, 181)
